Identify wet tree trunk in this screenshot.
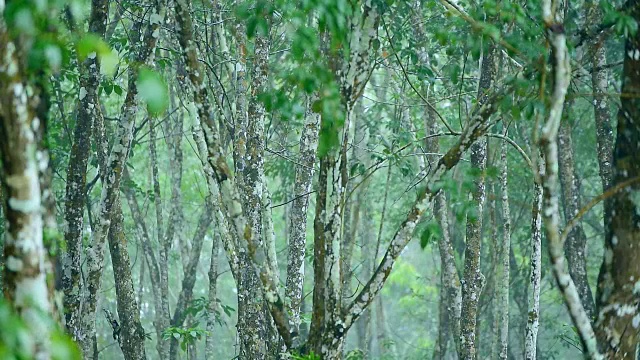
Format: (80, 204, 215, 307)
(460, 43, 496, 360)
(61, 0, 108, 340)
(285, 94, 320, 338)
(595, 2, 640, 357)
(107, 201, 148, 360)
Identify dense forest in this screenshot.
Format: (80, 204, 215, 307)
(1, 0, 640, 359)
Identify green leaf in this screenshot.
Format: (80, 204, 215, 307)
(138, 67, 169, 117)
(76, 34, 119, 76)
(420, 222, 442, 249)
(372, 38, 381, 51)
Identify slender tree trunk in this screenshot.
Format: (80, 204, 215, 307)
(206, 229, 220, 359)
(61, 0, 108, 339)
(375, 296, 397, 359)
(285, 93, 320, 339)
(148, 113, 172, 359)
(80, 3, 164, 356)
(163, 100, 185, 274)
(595, 2, 640, 357)
(423, 81, 461, 359)
(558, 121, 595, 319)
(123, 173, 167, 359)
(107, 201, 148, 360)
(169, 197, 214, 359)
(460, 43, 496, 360)
(340, 100, 365, 303)
(524, 155, 543, 360)
(356, 206, 374, 357)
(587, 0, 614, 231)
(539, 5, 600, 357)
(496, 136, 511, 360)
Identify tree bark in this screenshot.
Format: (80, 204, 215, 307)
(587, 0, 614, 233)
(123, 171, 167, 359)
(285, 95, 320, 339)
(80, 3, 164, 355)
(595, 2, 640, 357)
(107, 201, 148, 360)
(0, 18, 54, 358)
(61, 0, 108, 340)
(558, 121, 595, 319)
(460, 43, 496, 360)
(524, 154, 543, 360)
(206, 227, 221, 359)
(539, 4, 600, 357)
(496, 136, 511, 360)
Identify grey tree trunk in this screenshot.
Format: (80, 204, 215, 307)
(524, 154, 543, 360)
(460, 43, 496, 360)
(285, 94, 320, 338)
(595, 2, 640, 357)
(0, 19, 55, 358)
(587, 1, 614, 231)
(79, 2, 165, 356)
(61, 0, 108, 340)
(558, 122, 595, 319)
(107, 201, 148, 360)
(206, 229, 221, 359)
(424, 83, 461, 360)
(148, 109, 171, 359)
(123, 171, 167, 359)
(539, 5, 599, 357)
(496, 136, 511, 360)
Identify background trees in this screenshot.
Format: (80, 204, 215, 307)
(1, 0, 639, 359)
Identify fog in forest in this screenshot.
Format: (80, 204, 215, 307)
(0, 0, 639, 359)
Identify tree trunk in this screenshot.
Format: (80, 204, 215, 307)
(524, 154, 543, 360)
(539, 5, 599, 357)
(61, 0, 108, 340)
(558, 121, 595, 319)
(0, 22, 54, 358)
(587, 0, 614, 235)
(595, 2, 640, 357)
(107, 201, 148, 360)
(169, 197, 214, 359)
(285, 93, 320, 339)
(148, 109, 171, 360)
(460, 43, 496, 360)
(123, 173, 168, 359)
(206, 228, 220, 359)
(496, 136, 511, 360)
(79, 3, 164, 356)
